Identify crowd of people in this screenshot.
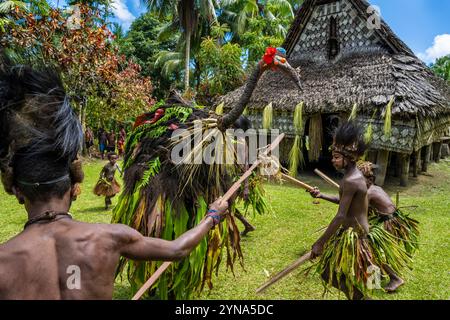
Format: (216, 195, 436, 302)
(84, 126, 127, 159)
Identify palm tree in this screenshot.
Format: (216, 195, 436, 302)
(144, 0, 218, 94)
(219, 0, 298, 38)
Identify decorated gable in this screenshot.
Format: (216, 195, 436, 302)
(291, 0, 389, 62)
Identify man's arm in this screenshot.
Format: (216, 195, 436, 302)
(311, 181, 356, 258)
(309, 187, 340, 204)
(112, 199, 228, 261)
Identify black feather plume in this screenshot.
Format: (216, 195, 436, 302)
(0, 60, 82, 170)
(333, 120, 368, 157)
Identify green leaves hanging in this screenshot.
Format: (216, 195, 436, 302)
(262, 102, 273, 129)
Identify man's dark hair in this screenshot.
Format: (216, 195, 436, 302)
(333, 120, 368, 159)
(0, 61, 82, 201)
(13, 150, 72, 202)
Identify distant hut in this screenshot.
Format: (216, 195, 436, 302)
(220, 0, 450, 186)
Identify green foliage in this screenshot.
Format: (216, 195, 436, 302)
(431, 54, 450, 83)
(198, 29, 245, 98)
(384, 97, 394, 137)
(116, 12, 179, 99)
(262, 102, 273, 129)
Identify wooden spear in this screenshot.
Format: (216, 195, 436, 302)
(314, 169, 340, 189)
(280, 173, 314, 191)
(131, 133, 285, 300)
(256, 251, 312, 294)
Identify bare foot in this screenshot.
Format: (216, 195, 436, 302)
(384, 277, 404, 292)
(241, 225, 256, 236)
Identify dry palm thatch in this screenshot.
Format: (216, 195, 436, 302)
(308, 113, 322, 162)
(112, 48, 302, 299)
(288, 102, 305, 176)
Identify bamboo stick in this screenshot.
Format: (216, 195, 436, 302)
(256, 251, 312, 294)
(132, 133, 285, 300)
(314, 169, 340, 189)
(281, 173, 314, 191)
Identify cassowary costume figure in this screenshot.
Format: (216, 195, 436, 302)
(112, 47, 302, 299)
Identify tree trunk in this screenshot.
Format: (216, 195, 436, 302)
(184, 27, 191, 94)
(80, 99, 88, 157)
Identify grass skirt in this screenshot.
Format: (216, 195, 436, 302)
(315, 225, 412, 299)
(369, 208, 419, 256)
(93, 177, 121, 197)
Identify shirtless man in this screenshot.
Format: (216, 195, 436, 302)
(309, 121, 370, 299)
(0, 174, 227, 299)
(309, 161, 413, 292)
(0, 64, 229, 299)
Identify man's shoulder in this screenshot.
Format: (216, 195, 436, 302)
(343, 173, 366, 189)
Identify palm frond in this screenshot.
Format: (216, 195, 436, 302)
(262, 102, 273, 129)
(384, 97, 394, 137)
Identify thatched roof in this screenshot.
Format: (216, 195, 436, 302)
(220, 50, 450, 120)
(220, 0, 450, 120)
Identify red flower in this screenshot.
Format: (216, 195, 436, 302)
(263, 47, 277, 65)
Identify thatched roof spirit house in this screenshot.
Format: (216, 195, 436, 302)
(220, 0, 450, 186)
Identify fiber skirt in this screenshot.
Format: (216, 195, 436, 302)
(315, 225, 412, 299)
(369, 208, 420, 256)
(93, 177, 121, 197)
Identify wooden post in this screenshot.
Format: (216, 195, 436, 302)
(393, 153, 400, 177)
(375, 150, 389, 186)
(412, 150, 420, 178)
(422, 145, 431, 172)
(399, 153, 411, 187)
(367, 150, 377, 164)
(433, 142, 443, 163)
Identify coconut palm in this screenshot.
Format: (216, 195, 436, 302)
(219, 0, 298, 38)
(112, 47, 301, 299)
(144, 0, 218, 94)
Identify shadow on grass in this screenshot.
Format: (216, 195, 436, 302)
(77, 206, 108, 214)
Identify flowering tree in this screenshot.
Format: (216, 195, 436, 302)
(1, 3, 154, 137)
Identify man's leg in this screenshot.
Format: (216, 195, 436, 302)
(321, 266, 365, 300)
(105, 196, 112, 210)
(383, 264, 404, 292)
(234, 211, 256, 236)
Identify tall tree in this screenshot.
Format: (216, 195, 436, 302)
(116, 12, 179, 99)
(143, 0, 218, 94)
(431, 55, 450, 83)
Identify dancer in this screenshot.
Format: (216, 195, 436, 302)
(0, 63, 228, 299)
(309, 121, 411, 299)
(93, 152, 121, 210)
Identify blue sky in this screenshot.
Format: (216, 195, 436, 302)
(51, 0, 449, 64)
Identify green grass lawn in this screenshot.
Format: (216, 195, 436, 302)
(0, 158, 449, 300)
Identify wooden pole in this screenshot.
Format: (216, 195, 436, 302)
(256, 251, 312, 294)
(131, 133, 285, 300)
(412, 150, 420, 178)
(280, 173, 314, 191)
(131, 262, 171, 300)
(375, 150, 389, 186)
(422, 145, 431, 172)
(314, 169, 339, 189)
(400, 153, 410, 187)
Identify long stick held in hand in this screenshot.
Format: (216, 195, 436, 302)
(132, 133, 285, 300)
(256, 251, 312, 294)
(280, 173, 314, 191)
(314, 169, 340, 189)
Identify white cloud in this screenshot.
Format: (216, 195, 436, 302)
(417, 34, 450, 64)
(112, 0, 135, 23)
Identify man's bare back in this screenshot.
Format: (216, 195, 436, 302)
(367, 185, 396, 216)
(0, 199, 227, 299)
